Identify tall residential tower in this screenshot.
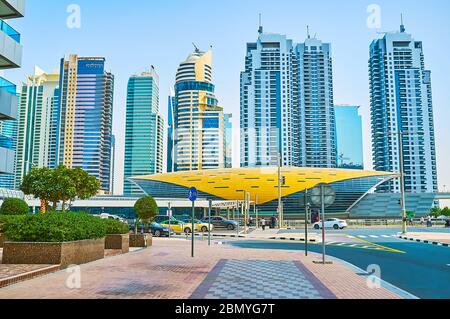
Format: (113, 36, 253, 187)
(369, 24, 438, 193)
(240, 27, 337, 168)
(123, 68, 164, 196)
(173, 47, 225, 171)
(58, 55, 114, 194)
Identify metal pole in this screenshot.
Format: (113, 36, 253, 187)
(305, 189, 309, 257)
(208, 199, 212, 246)
(168, 202, 171, 239)
(191, 200, 195, 258)
(398, 132, 407, 235)
(254, 194, 258, 228)
(321, 185, 326, 264)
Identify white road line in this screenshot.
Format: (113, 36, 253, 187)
(362, 246, 370, 249)
(369, 235, 379, 238)
(358, 235, 367, 238)
(349, 244, 358, 247)
(326, 242, 338, 245)
(381, 235, 391, 238)
(336, 243, 346, 246)
(347, 235, 355, 239)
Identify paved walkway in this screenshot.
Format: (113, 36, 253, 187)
(403, 232, 450, 244)
(0, 239, 401, 299)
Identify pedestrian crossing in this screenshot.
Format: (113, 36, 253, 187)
(347, 234, 399, 239)
(325, 241, 386, 251)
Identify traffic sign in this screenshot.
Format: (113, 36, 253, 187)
(188, 187, 198, 202)
(308, 183, 336, 208)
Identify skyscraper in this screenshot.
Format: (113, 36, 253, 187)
(0, 0, 25, 188)
(58, 55, 114, 194)
(369, 23, 438, 193)
(224, 113, 233, 168)
(123, 68, 164, 196)
(335, 105, 364, 170)
(13, 67, 60, 188)
(166, 92, 175, 173)
(173, 47, 225, 171)
(240, 27, 337, 168)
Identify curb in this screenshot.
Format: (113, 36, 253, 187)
(267, 237, 317, 243)
(174, 233, 246, 239)
(0, 265, 61, 289)
(329, 256, 419, 300)
(397, 235, 450, 248)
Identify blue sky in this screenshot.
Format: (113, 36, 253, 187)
(5, 0, 450, 195)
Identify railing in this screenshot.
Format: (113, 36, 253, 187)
(0, 19, 20, 43)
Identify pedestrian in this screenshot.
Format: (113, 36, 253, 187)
(270, 215, 276, 229)
(261, 218, 266, 231)
(248, 216, 253, 227)
(427, 215, 432, 228)
(420, 217, 425, 226)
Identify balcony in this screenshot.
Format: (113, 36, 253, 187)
(0, 0, 24, 19)
(0, 76, 17, 119)
(0, 145, 14, 174)
(0, 19, 22, 68)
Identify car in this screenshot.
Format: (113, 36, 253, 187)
(160, 220, 191, 234)
(177, 217, 214, 232)
(313, 218, 348, 230)
(149, 222, 173, 237)
(202, 216, 238, 231)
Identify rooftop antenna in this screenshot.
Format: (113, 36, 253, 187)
(258, 13, 263, 34)
(400, 14, 406, 33)
(192, 42, 200, 53)
(307, 25, 310, 39)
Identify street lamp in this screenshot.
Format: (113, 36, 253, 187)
(375, 131, 424, 235)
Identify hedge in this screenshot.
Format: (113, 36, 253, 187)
(103, 218, 130, 235)
(0, 198, 29, 216)
(3, 212, 107, 243)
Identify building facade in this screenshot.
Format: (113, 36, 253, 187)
(240, 28, 337, 168)
(123, 68, 164, 196)
(166, 93, 175, 173)
(335, 105, 364, 170)
(369, 24, 438, 193)
(0, 0, 25, 186)
(224, 113, 233, 168)
(58, 55, 114, 193)
(13, 67, 60, 188)
(173, 47, 225, 172)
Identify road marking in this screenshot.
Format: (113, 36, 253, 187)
(347, 235, 355, 239)
(369, 235, 379, 238)
(358, 235, 367, 238)
(381, 235, 392, 238)
(351, 235, 406, 254)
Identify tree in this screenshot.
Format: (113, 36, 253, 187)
(134, 196, 159, 234)
(0, 198, 29, 215)
(21, 167, 54, 214)
(430, 207, 442, 218)
(441, 207, 450, 217)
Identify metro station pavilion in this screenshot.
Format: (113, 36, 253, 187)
(131, 167, 397, 217)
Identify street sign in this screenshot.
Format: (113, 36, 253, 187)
(308, 183, 336, 208)
(188, 187, 198, 202)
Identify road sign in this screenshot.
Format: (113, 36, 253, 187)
(188, 187, 198, 202)
(308, 183, 336, 208)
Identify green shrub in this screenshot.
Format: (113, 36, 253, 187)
(134, 196, 159, 221)
(103, 218, 129, 235)
(0, 198, 29, 216)
(3, 212, 107, 243)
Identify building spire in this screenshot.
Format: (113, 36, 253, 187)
(307, 25, 310, 39)
(258, 13, 263, 34)
(400, 14, 406, 33)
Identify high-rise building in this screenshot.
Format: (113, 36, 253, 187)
(224, 113, 233, 168)
(369, 23, 438, 193)
(335, 105, 364, 170)
(166, 92, 175, 173)
(0, 0, 25, 187)
(123, 68, 164, 196)
(173, 47, 225, 171)
(13, 67, 60, 188)
(58, 55, 114, 194)
(296, 36, 337, 168)
(240, 27, 337, 168)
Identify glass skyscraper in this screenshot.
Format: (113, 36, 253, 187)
(13, 67, 60, 188)
(173, 47, 225, 172)
(224, 113, 233, 168)
(335, 105, 364, 170)
(369, 24, 438, 193)
(240, 27, 337, 168)
(123, 67, 164, 196)
(166, 93, 175, 173)
(58, 55, 114, 194)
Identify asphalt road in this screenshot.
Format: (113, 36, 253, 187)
(229, 228, 450, 299)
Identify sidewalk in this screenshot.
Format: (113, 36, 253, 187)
(0, 239, 401, 299)
(399, 232, 450, 245)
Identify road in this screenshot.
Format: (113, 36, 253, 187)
(228, 227, 450, 299)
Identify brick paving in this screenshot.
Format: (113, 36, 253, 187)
(0, 239, 401, 299)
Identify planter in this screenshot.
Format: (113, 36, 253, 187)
(105, 234, 129, 253)
(2, 238, 105, 268)
(129, 234, 152, 248)
(0, 233, 5, 248)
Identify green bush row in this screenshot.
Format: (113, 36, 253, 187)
(103, 218, 130, 235)
(0, 198, 29, 216)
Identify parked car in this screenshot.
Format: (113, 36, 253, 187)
(149, 222, 173, 237)
(153, 215, 178, 224)
(177, 217, 214, 232)
(202, 216, 237, 231)
(313, 218, 348, 230)
(160, 220, 190, 234)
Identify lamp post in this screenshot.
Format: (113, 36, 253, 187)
(277, 153, 283, 229)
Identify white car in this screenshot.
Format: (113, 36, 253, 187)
(313, 218, 348, 230)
